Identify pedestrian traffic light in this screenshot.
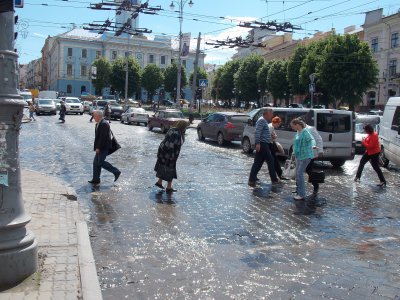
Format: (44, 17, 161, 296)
(0, 0, 13, 13)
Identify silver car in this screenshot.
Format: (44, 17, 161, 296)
(35, 99, 57, 115)
(121, 107, 149, 126)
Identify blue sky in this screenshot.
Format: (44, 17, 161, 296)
(15, 0, 399, 65)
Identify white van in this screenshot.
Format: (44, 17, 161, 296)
(242, 107, 355, 168)
(379, 97, 400, 167)
(38, 90, 58, 99)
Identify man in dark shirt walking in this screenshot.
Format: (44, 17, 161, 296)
(88, 110, 121, 184)
(248, 108, 279, 187)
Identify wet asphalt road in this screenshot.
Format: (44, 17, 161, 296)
(19, 112, 400, 299)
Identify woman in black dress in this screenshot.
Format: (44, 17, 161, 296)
(154, 120, 189, 193)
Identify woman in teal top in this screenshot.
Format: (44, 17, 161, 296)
(291, 118, 316, 200)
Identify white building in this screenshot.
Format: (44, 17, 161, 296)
(39, 3, 205, 100)
(363, 9, 400, 109)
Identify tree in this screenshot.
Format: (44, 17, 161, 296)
(141, 64, 164, 102)
(234, 54, 265, 106)
(211, 67, 224, 100)
(257, 60, 274, 104)
(189, 67, 208, 88)
(218, 60, 241, 101)
(287, 45, 307, 95)
(317, 34, 378, 110)
(110, 57, 141, 99)
(91, 57, 112, 96)
(267, 60, 291, 106)
(163, 63, 187, 100)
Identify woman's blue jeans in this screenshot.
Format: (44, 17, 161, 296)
(296, 158, 311, 198)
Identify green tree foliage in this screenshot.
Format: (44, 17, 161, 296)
(211, 67, 224, 100)
(317, 34, 378, 110)
(234, 54, 265, 105)
(287, 45, 307, 95)
(218, 60, 241, 100)
(189, 68, 208, 87)
(91, 57, 112, 96)
(257, 60, 273, 94)
(141, 64, 164, 102)
(163, 63, 187, 99)
(267, 60, 291, 106)
(110, 57, 141, 98)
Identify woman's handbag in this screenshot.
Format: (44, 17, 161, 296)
(282, 153, 296, 180)
(308, 170, 325, 183)
(108, 130, 121, 155)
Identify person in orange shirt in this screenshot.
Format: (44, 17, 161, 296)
(354, 124, 386, 187)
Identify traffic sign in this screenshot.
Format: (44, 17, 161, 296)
(15, 0, 24, 8)
(199, 79, 208, 87)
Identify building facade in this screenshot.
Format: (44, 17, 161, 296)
(363, 9, 400, 110)
(40, 28, 205, 100)
(25, 58, 42, 90)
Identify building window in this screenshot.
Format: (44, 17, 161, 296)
(391, 32, 399, 48)
(81, 65, 87, 77)
(67, 48, 73, 57)
(67, 84, 72, 94)
(96, 51, 102, 59)
(182, 60, 186, 68)
(111, 50, 117, 60)
(160, 55, 166, 65)
(67, 64, 73, 76)
(125, 51, 132, 57)
(171, 58, 175, 64)
(371, 38, 378, 53)
(148, 54, 155, 64)
(389, 59, 397, 77)
(82, 49, 87, 58)
(81, 86, 86, 94)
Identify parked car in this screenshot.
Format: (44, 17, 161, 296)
(83, 101, 92, 113)
(379, 97, 400, 167)
(164, 100, 174, 107)
(242, 107, 355, 168)
(197, 112, 248, 146)
(90, 100, 108, 114)
(64, 97, 83, 115)
(35, 98, 57, 115)
(108, 100, 124, 120)
(354, 115, 381, 153)
(148, 109, 186, 133)
(52, 99, 62, 110)
(121, 107, 149, 126)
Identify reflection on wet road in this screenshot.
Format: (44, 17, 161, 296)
(20, 114, 400, 299)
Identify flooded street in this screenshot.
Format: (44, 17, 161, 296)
(20, 113, 400, 299)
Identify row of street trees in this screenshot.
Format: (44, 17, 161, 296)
(212, 34, 378, 110)
(91, 57, 208, 102)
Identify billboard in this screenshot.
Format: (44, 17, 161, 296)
(180, 33, 191, 58)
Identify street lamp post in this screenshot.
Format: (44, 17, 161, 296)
(0, 2, 38, 286)
(169, 0, 193, 106)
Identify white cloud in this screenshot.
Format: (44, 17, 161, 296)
(33, 33, 48, 38)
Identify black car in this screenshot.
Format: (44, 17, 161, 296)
(108, 100, 124, 120)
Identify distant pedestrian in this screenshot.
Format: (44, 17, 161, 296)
(152, 102, 157, 113)
(28, 101, 36, 121)
(88, 110, 121, 185)
(104, 102, 111, 123)
(59, 101, 66, 123)
(290, 118, 316, 200)
(354, 123, 386, 187)
(248, 108, 279, 187)
(154, 120, 189, 194)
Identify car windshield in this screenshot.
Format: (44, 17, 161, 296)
(247, 109, 260, 119)
(165, 111, 184, 118)
(38, 100, 54, 105)
(133, 108, 146, 113)
(355, 123, 379, 134)
(53, 99, 61, 103)
(95, 101, 108, 107)
(65, 99, 80, 103)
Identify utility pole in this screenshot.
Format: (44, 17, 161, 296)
(190, 32, 201, 122)
(0, 0, 38, 287)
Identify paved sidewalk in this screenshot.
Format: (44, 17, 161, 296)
(0, 170, 101, 300)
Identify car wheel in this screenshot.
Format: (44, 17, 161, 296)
(80, 112, 83, 115)
(242, 137, 253, 153)
(144, 123, 148, 127)
(36, 112, 40, 116)
(148, 124, 153, 131)
(330, 159, 346, 168)
(197, 128, 205, 141)
(120, 119, 124, 124)
(217, 132, 225, 146)
(380, 147, 389, 168)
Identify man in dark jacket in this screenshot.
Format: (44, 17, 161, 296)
(88, 110, 121, 184)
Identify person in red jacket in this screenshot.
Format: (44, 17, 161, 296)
(354, 124, 386, 187)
